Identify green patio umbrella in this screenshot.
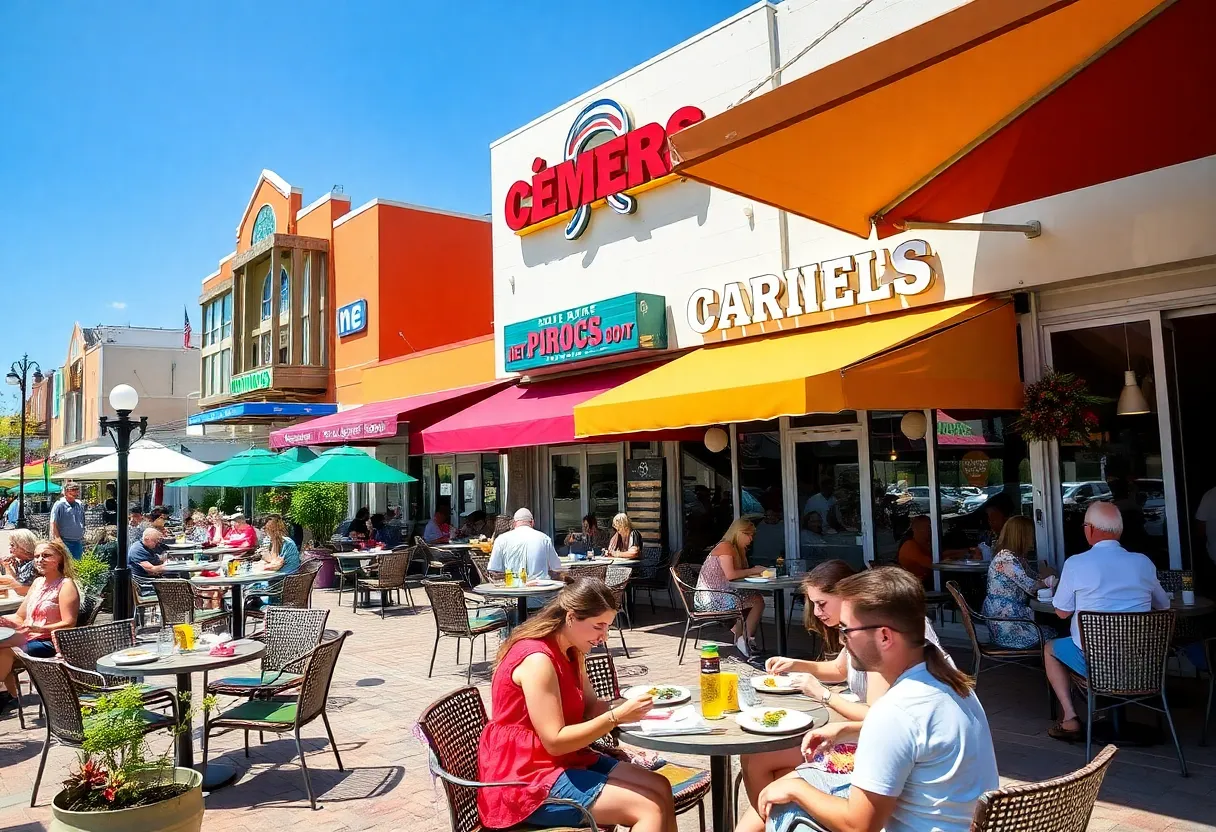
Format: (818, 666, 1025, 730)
(169, 448, 301, 489)
(272, 445, 417, 485)
(277, 447, 318, 465)
(6, 480, 61, 496)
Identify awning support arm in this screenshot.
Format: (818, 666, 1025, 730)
(893, 219, 1042, 239)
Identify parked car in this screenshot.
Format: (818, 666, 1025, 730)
(904, 486, 962, 516)
(1061, 480, 1113, 507)
(1135, 478, 1166, 537)
(961, 485, 1004, 515)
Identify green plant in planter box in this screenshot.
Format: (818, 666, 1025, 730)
(255, 486, 294, 516)
(60, 685, 216, 811)
(288, 482, 348, 546)
(74, 550, 111, 597)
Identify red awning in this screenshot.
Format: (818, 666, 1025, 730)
(269, 381, 506, 449)
(417, 366, 698, 454)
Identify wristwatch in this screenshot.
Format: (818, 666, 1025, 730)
(820, 689, 833, 705)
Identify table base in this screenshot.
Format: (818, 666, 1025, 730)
(200, 760, 240, 791)
(710, 755, 734, 832)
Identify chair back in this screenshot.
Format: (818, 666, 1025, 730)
(1078, 610, 1175, 696)
(566, 563, 608, 582)
(671, 563, 701, 614)
(78, 592, 103, 626)
(299, 557, 324, 575)
(1156, 569, 1190, 594)
(970, 744, 1117, 832)
(294, 630, 351, 727)
(492, 515, 512, 537)
(418, 686, 489, 832)
(407, 543, 433, 577)
(945, 581, 982, 676)
(634, 545, 666, 582)
(584, 653, 619, 700)
(152, 578, 203, 626)
(424, 579, 475, 636)
(376, 551, 410, 587)
(17, 651, 85, 745)
(264, 607, 331, 673)
(469, 553, 492, 585)
(275, 569, 319, 609)
(54, 619, 137, 688)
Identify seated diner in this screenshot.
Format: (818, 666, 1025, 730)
(606, 512, 642, 560)
(693, 518, 766, 658)
(981, 515, 1058, 649)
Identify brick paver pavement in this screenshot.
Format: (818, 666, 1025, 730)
(1, 553, 1212, 831)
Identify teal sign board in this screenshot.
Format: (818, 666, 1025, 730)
(504, 293, 667, 373)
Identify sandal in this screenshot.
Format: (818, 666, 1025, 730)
(1047, 721, 1083, 742)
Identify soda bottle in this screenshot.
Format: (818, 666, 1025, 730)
(520, 566, 528, 584)
(700, 645, 724, 720)
(776, 557, 785, 577)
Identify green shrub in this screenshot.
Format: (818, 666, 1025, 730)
(255, 487, 294, 515)
(75, 550, 112, 596)
(288, 482, 347, 545)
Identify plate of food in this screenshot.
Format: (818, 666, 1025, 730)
(524, 579, 565, 589)
(743, 576, 771, 583)
(110, 647, 159, 666)
(622, 684, 691, 706)
(736, 707, 814, 735)
(751, 674, 800, 694)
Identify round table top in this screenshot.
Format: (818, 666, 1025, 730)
(561, 558, 616, 567)
(474, 581, 564, 598)
(0, 625, 16, 642)
(928, 560, 990, 572)
(616, 688, 829, 756)
(434, 542, 481, 550)
(1030, 595, 1214, 617)
(162, 561, 220, 573)
(164, 541, 202, 550)
(0, 592, 22, 614)
(97, 639, 266, 677)
(191, 568, 282, 587)
(729, 575, 805, 591)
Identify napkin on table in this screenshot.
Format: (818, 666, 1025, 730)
(623, 705, 713, 737)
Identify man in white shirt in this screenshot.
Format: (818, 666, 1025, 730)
(750, 567, 998, 832)
(802, 477, 847, 533)
(488, 508, 562, 582)
(1046, 501, 1169, 741)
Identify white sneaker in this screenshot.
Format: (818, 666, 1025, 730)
(735, 636, 751, 658)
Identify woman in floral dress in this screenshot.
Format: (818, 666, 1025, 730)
(982, 515, 1057, 648)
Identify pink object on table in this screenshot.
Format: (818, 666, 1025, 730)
(209, 643, 235, 657)
(641, 711, 673, 721)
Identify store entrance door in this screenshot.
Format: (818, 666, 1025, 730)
(785, 427, 868, 573)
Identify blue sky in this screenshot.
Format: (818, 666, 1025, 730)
(0, 0, 753, 402)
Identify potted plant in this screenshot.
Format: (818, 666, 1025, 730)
(288, 482, 349, 589)
(51, 684, 214, 832)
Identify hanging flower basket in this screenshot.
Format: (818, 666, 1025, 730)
(1013, 370, 1107, 445)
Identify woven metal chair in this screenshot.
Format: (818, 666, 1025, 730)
(466, 553, 515, 619)
(969, 743, 1117, 831)
(130, 579, 160, 626)
(202, 630, 351, 810)
(1072, 610, 1185, 775)
(334, 552, 372, 608)
(417, 685, 604, 832)
(1156, 569, 1191, 594)
(52, 619, 178, 715)
(945, 581, 1052, 715)
(17, 650, 175, 807)
(604, 565, 632, 657)
(630, 545, 675, 613)
(422, 580, 509, 683)
(245, 568, 319, 630)
(491, 514, 512, 537)
(355, 550, 410, 617)
(566, 563, 609, 582)
(151, 578, 229, 633)
(583, 654, 709, 831)
(77, 592, 103, 627)
(1155, 569, 1206, 645)
(670, 563, 745, 664)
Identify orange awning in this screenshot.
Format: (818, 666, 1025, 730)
(669, 0, 1205, 239)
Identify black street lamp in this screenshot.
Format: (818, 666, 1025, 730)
(5, 355, 44, 529)
(99, 384, 147, 621)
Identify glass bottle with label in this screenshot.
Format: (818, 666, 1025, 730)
(700, 645, 724, 720)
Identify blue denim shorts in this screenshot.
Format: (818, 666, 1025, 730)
(1051, 637, 1087, 676)
(525, 754, 619, 827)
(23, 639, 56, 658)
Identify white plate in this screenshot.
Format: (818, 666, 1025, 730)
(743, 577, 770, 583)
(751, 675, 800, 694)
(622, 684, 691, 706)
(736, 707, 814, 735)
(523, 580, 564, 589)
(111, 648, 159, 666)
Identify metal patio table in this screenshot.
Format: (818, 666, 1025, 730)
(729, 575, 805, 657)
(473, 581, 564, 622)
(1030, 595, 1214, 617)
(191, 568, 282, 638)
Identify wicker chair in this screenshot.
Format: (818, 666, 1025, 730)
(151, 578, 229, 632)
(202, 630, 351, 810)
(565, 563, 609, 582)
(466, 553, 515, 619)
(17, 650, 175, 807)
(969, 743, 1117, 831)
(1072, 610, 1185, 775)
(604, 565, 632, 657)
(1156, 569, 1205, 645)
(422, 580, 509, 683)
(130, 579, 160, 626)
(417, 686, 603, 832)
(583, 654, 710, 831)
(945, 581, 1052, 716)
(208, 608, 331, 699)
(492, 514, 512, 537)
(245, 568, 319, 630)
(52, 619, 178, 716)
(630, 545, 675, 612)
(355, 550, 410, 617)
(1156, 569, 1191, 594)
(334, 553, 373, 608)
(670, 563, 745, 664)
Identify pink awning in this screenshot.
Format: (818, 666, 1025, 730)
(269, 381, 506, 449)
(417, 366, 695, 454)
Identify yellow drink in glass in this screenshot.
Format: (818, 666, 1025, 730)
(505, 570, 515, 587)
(722, 672, 740, 713)
(172, 624, 195, 651)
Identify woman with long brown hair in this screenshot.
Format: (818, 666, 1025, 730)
(693, 517, 767, 657)
(479, 578, 676, 832)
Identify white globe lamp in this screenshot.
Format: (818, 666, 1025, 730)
(704, 427, 729, 454)
(109, 384, 139, 413)
(899, 411, 928, 441)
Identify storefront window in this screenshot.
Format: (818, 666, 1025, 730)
(793, 438, 864, 572)
(587, 452, 619, 530)
(737, 421, 781, 519)
(434, 461, 454, 516)
(681, 440, 732, 559)
(551, 452, 581, 540)
(1050, 321, 1165, 564)
(481, 454, 501, 517)
(869, 411, 929, 565)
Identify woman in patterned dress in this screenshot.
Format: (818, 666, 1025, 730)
(694, 518, 766, 656)
(981, 515, 1056, 648)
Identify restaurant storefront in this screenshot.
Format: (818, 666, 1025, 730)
(460, 0, 1216, 584)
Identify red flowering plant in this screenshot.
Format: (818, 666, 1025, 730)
(1013, 370, 1107, 446)
(59, 684, 215, 811)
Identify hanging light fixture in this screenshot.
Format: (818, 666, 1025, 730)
(704, 426, 729, 453)
(899, 411, 928, 441)
(1116, 323, 1150, 416)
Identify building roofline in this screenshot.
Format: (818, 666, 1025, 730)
(235, 169, 303, 237)
(333, 198, 491, 229)
(297, 191, 353, 222)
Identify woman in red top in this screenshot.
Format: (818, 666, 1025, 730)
(479, 578, 677, 832)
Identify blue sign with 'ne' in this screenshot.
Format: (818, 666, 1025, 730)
(336, 299, 367, 337)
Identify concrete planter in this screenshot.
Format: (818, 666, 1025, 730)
(50, 768, 204, 832)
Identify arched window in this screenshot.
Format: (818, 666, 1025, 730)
(251, 204, 276, 245)
(279, 266, 290, 314)
(261, 271, 272, 320)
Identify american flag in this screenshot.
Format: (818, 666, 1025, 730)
(183, 307, 193, 348)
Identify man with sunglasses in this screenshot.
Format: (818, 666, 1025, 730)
(756, 567, 997, 832)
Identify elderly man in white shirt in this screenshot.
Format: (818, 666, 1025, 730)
(1045, 500, 1170, 741)
(488, 508, 563, 583)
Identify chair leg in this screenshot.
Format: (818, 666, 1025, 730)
(244, 729, 250, 758)
(697, 795, 706, 832)
(466, 639, 475, 684)
(380, 588, 387, 619)
(321, 711, 344, 771)
(617, 617, 631, 659)
(30, 733, 50, 807)
(295, 727, 317, 810)
(427, 633, 440, 678)
(1084, 690, 1094, 763)
(678, 619, 691, 665)
(1160, 691, 1188, 777)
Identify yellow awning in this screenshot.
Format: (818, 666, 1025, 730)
(668, 0, 1169, 238)
(573, 299, 1023, 436)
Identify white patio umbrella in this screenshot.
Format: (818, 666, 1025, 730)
(52, 439, 211, 481)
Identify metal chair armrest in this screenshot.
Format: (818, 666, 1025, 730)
(62, 663, 110, 691)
